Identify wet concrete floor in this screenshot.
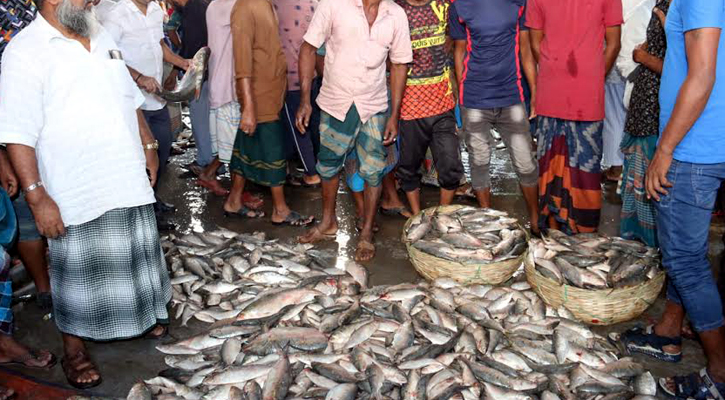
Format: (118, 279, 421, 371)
(9, 141, 725, 397)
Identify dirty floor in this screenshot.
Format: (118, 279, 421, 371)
(7, 142, 725, 398)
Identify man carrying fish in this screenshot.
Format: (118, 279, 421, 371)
(0, 0, 171, 388)
(98, 0, 192, 231)
(619, 0, 725, 397)
(296, 0, 413, 261)
(223, 0, 314, 226)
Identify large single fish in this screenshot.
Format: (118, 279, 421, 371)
(160, 47, 211, 102)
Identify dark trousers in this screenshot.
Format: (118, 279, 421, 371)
(396, 110, 464, 192)
(143, 107, 173, 181)
(281, 80, 321, 176)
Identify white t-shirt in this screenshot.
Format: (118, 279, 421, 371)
(0, 15, 155, 226)
(100, 0, 166, 111)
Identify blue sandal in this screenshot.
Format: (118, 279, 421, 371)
(617, 325, 682, 363)
(660, 368, 725, 400)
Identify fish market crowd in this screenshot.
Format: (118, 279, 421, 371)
(0, 0, 724, 397)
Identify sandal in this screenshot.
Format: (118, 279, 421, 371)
(144, 325, 169, 340)
(615, 325, 682, 363)
(62, 351, 102, 390)
(196, 179, 229, 197)
(379, 206, 411, 219)
(0, 349, 56, 369)
(660, 368, 725, 400)
(224, 206, 265, 219)
(242, 192, 264, 210)
(298, 227, 337, 244)
(272, 211, 314, 227)
(355, 240, 376, 262)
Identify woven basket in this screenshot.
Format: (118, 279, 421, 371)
(403, 205, 526, 285)
(524, 251, 665, 326)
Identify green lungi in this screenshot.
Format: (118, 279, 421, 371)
(230, 120, 287, 187)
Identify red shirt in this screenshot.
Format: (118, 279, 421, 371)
(526, 0, 622, 121)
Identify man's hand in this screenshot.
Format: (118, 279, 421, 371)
(633, 42, 649, 64)
(27, 193, 65, 239)
(145, 149, 159, 187)
(0, 152, 18, 197)
(181, 59, 193, 71)
(240, 111, 257, 136)
(654, 7, 666, 27)
(529, 92, 538, 120)
(383, 117, 399, 146)
(164, 71, 178, 91)
(295, 101, 312, 134)
(645, 149, 673, 201)
(137, 76, 161, 94)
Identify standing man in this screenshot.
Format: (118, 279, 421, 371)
(296, 0, 413, 261)
(621, 0, 725, 397)
(168, 0, 213, 174)
(99, 0, 191, 229)
(0, 0, 170, 388)
(527, 0, 622, 234)
(449, 0, 540, 234)
(274, 0, 323, 188)
(394, 0, 463, 216)
(223, 0, 314, 226)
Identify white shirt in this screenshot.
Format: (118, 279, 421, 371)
(0, 15, 155, 226)
(609, 0, 655, 83)
(100, 0, 166, 111)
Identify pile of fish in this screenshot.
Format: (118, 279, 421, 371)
(530, 230, 661, 289)
(405, 206, 528, 264)
(119, 227, 662, 400)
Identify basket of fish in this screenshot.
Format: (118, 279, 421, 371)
(525, 230, 666, 326)
(403, 205, 528, 285)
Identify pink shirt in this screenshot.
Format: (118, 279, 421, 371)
(273, 0, 318, 91)
(206, 0, 237, 109)
(526, 0, 623, 121)
(303, 0, 413, 123)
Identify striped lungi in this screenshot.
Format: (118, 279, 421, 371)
(49, 205, 171, 341)
(537, 116, 603, 234)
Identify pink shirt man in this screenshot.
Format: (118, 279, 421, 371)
(303, 0, 413, 123)
(274, 0, 318, 91)
(526, 0, 623, 122)
(206, 0, 237, 109)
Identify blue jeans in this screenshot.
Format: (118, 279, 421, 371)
(655, 160, 725, 332)
(189, 82, 213, 167)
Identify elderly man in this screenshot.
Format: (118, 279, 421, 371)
(620, 0, 725, 397)
(296, 0, 413, 261)
(527, 0, 622, 234)
(0, 0, 170, 389)
(98, 0, 190, 229)
(222, 0, 314, 226)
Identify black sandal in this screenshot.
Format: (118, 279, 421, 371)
(660, 368, 725, 400)
(224, 206, 265, 219)
(272, 211, 314, 227)
(613, 325, 682, 363)
(62, 351, 102, 390)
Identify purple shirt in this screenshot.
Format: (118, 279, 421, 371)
(273, 0, 318, 91)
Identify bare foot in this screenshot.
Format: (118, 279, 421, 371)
(355, 240, 375, 262)
(304, 175, 321, 186)
(0, 335, 54, 368)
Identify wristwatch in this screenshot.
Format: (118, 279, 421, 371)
(143, 140, 159, 151)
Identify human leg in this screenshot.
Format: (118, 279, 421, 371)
(282, 91, 320, 185)
(602, 80, 626, 178)
(429, 110, 464, 210)
(619, 133, 659, 246)
(198, 106, 232, 196)
(188, 83, 213, 167)
(13, 194, 50, 297)
(461, 106, 495, 208)
(497, 104, 540, 232)
(397, 117, 431, 215)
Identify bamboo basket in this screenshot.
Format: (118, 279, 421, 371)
(524, 251, 665, 326)
(403, 205, 527, 285)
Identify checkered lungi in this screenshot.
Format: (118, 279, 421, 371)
(49, 205, 171, 341)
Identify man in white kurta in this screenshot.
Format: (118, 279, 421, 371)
(0, 0, 170, 388)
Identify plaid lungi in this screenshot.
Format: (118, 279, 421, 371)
(49, 205, 171, 341)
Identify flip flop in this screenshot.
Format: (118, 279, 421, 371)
(272, 211, 315, 227)
(614, 325, 682, 363)
(298, 227, 337, 244)
(196, 179, 229, 196)
(0, 349, 56, 370)
(660, 368, 725, 400)
(379, 206, 411, 218)
(224, 206, 265, 219)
